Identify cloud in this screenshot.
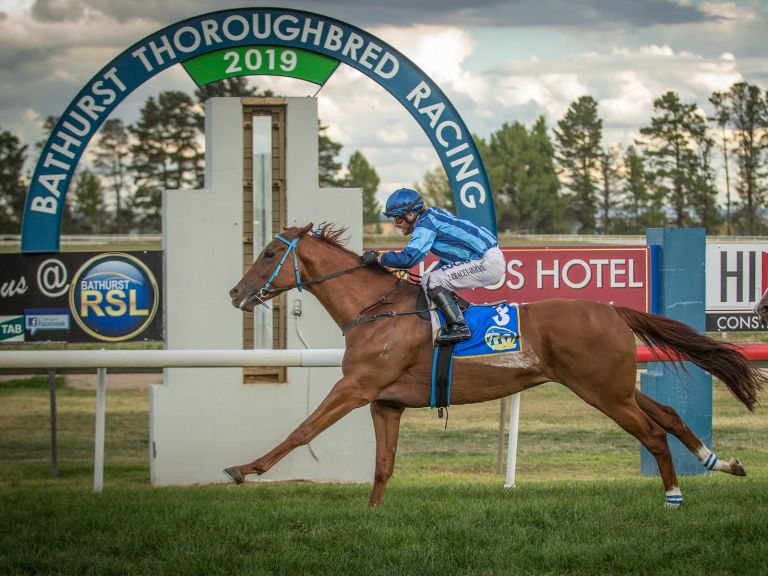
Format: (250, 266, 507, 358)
(374, 25, 488, 101)
(599, 71, 654, 126)
(26, 0, 722, 28)
(376, 127, 409, 145)
(699, 2, 754, 22)
(690, 59, 743, 93)
(488, 41, 755, 132)
(31, 0, 86, 22)
(494, 73, 589, 119)
(639, 44, 675, 57)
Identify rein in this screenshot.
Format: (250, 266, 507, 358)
(342, 278, 434, 335)
(253, 233, 434, 331)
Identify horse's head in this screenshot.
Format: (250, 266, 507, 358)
(230, 223, 314, 311)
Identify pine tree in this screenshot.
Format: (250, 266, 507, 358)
(344, 151, 381, 228)
(129, 91, 204, 232)
(616, 146, 653, 233)
(598, 145, 622, 234)
(0, 127, 27, 234)
(527, 118, 567, 233)
(92, 118, 131, 233)
(35, 116, 58, 152)
(480, 117, 564, 233)
(319, 122, 342, 187)
(709, 91, 734, 234)
(415, 166, 454, 212)
(724, 82, 768, 235)
(687, 119, 722, 231)
(638, 91, 711, 228)
(554, 96, 603, 233)
(65, 169, 109, 234)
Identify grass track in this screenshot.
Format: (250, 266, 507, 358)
(2, 479, 767, 575)
(1, 376, 767, 575)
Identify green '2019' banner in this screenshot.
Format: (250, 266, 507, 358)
(183, 45, 339, 86)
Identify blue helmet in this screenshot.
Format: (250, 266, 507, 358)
(383, 188, 424, 217)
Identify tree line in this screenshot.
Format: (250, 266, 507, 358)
(0, 77, 382, 235)
(0, 79, 765, 236)
(419, 82, 768, 236)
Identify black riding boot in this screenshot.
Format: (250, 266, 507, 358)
(429, 286, 471, 344)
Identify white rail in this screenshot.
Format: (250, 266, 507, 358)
(0, 349, 345, 369)
(0, 348, 523, 493)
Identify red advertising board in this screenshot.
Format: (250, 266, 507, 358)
(402, 246, 655, 312)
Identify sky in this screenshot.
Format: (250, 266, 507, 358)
(1, 0, 766, 208)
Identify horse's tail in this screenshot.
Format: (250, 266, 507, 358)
(613, 306, 765, 411)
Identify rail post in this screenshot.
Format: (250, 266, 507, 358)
(94, 367, 107, 492)
(641, 228, 711, 475)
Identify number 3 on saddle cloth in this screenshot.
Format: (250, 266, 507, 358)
(430, 303, 522, 417)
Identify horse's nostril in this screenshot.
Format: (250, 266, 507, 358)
(229, 288, 239, 299)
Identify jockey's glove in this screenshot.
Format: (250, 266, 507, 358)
(361, 250, 379, 265)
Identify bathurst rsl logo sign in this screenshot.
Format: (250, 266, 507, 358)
(0, 251, 163, 343)
(69, 253, 159, 342)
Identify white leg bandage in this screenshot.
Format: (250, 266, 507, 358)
(665, 487, 683, 508)
(696, 446, 722, 471)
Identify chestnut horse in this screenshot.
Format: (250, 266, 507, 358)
(225, 224, 765, 507)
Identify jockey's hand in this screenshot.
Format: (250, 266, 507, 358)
(361, 250, 379, 265)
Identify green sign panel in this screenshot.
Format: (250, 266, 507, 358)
(0, 316, 24, 343)
(183, 45, 339, 86)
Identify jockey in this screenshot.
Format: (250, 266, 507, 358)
(361, 187, 506, 344)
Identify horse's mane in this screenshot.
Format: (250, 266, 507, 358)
(312, 222, 352, 252)
(310, 222, 367, 260)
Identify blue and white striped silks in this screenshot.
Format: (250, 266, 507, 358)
(381, 207, 498, 269)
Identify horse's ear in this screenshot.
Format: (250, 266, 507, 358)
(297, 223, 314, 238)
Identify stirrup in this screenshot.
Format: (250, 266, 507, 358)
(436, 324, 472, 344)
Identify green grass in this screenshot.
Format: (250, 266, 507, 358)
(2, 479, 767, 576)
(1, 376, 767, 575)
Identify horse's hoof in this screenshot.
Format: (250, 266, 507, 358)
(664, 501, 682, 509)
(729, 458, 747, 477)
(223, 466, 245, 484)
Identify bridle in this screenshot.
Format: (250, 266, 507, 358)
(248, 233, 367, 308)
(249, 232, 434, 332)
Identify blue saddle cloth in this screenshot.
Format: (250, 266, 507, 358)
(431, 303, 522, 409)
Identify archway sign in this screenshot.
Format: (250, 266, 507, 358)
(21, 7, 496, 253)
